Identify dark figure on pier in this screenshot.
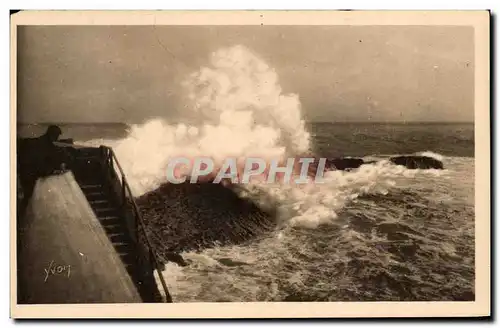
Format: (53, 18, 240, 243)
(17, 125, 72, 218)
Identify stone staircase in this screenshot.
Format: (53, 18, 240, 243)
(71, 148, 163, 302)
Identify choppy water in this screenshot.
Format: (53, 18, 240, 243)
(160, 153, 474, 302)
(18, 122, 475, 302)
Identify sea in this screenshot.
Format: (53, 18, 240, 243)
(17, 121, 475, 302)
(16, 45, 475, 302)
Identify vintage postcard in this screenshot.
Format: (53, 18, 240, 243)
(10, 10, 490, 318)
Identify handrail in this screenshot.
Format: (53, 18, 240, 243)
(103, 146, 173, 303)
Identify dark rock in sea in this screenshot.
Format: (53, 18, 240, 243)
(305, 155, 445, 177)
(310, 155, 444, 174)
(135, 181, 275, 256)
(307, 157, 367, 175)
(389, 155, 444, 169)
(325, 157, 365, 171)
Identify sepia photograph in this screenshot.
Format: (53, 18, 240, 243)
(10, 10, 490, 318)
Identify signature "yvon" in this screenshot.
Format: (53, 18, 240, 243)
(44, 260, 71, 282)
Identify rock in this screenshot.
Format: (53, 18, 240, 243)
(308, 157, 367, 176)
(389, 155, 444, 169)
(326, 158, 366, 171)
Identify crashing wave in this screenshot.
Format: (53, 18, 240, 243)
(81, 45, 446, 236)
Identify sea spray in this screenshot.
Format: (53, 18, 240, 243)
(416, 151, 445, 162)
(79, 45, 448, 230)
(106, 45, 311, 196)
(236, 160, 431, 228)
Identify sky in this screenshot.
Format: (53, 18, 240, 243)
(17, 25, 474, 123)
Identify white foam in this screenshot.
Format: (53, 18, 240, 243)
(416, 151, 445, 162)
(81, 45, 445, 230)
(88, 45, 310, 196)
(237, 160, 439, 228)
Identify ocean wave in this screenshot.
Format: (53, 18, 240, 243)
(154, 182, 474, 302)
(56, 45, 473, 303)
(76, 44, 451, 236)
(235, 160, 448, 229)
